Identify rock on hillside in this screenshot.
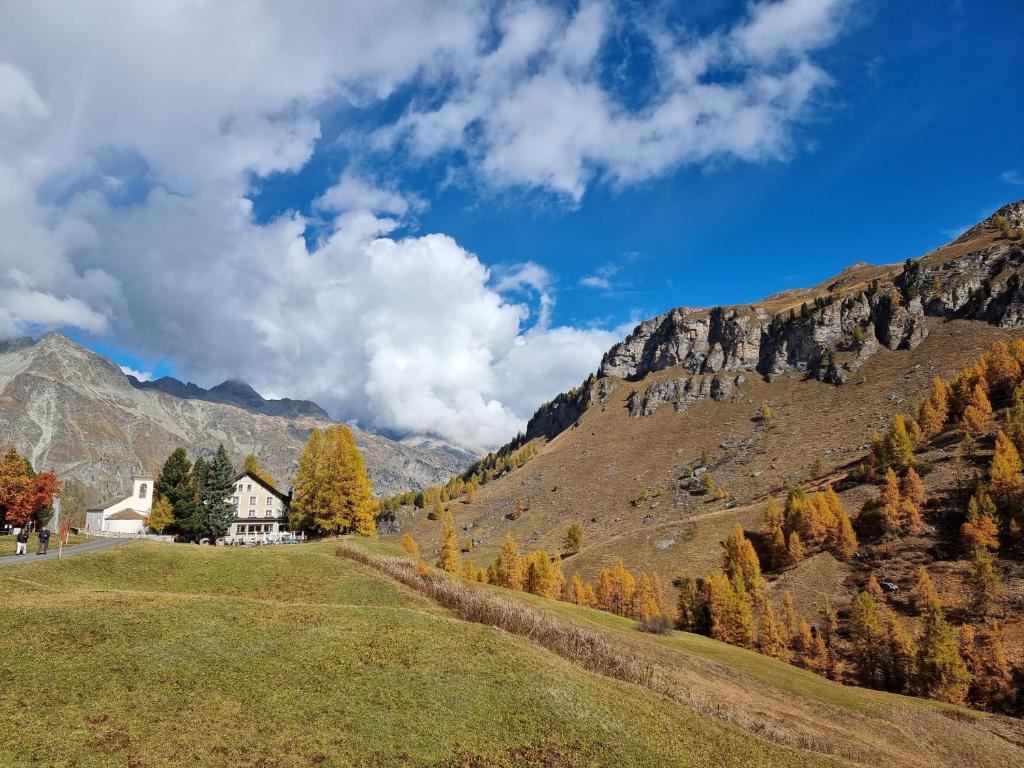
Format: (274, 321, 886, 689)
(526, 201, 1024, 433)
(0, 334, 473, 501)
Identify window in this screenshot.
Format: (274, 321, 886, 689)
(246, 484, 253, 491)
(265, 496, 273, 505)
(138, 483, 148, 499)
(248, 509, 256, 518)
(249, 496, 257, 505)
(232, 496, 239, 504)
(236, 484, 243, 492)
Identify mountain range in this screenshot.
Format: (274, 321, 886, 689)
(390, 201, 1024, 664)
(0, 334, 476, 502)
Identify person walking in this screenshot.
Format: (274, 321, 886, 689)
(15, 528, 28, 556)
(37, 527, 51, 555)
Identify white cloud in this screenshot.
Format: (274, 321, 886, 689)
(119, 365, 151, 381)
(0, 0, 856, 450)
(1001, 170, 1024, 186)
(580, 261, 620, 291)
(385, 0, 852, 200)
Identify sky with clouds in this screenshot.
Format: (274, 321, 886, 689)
(0, 0, 1022, 451)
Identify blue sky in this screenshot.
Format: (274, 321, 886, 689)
(2, 0, 1023, 449)
(251, 0, 1024, 328)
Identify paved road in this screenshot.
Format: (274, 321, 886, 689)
(0, 536, 128, 566)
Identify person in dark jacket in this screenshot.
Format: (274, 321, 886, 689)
(37, 527, 51, 555)
(15, 528, 28, 556)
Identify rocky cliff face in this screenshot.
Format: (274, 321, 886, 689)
(0, 334, 473, 501)
(526, 202, 1024, 430)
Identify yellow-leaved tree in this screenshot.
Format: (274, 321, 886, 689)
(147, 495, 174, 534)
(289, 425, 377, 536)
(243, 453, 276, 487)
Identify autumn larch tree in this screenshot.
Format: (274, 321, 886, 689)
(524, 550, 558, 598)
(493, 534, 524, 590)
(762, 498, 787, 568)
(675, 575, 701, 632)
(243, 452, 276, 487)
(564, 522, 585, 554)
(988, 430, 1023, 507)
(900, 466, 926, 535)
(786, 530, 804, 565)
(437, 509, 460, 574)
(756, 600, 788, 660)
(961, 382, 994, 436)
(962, 487, 1000, 553)
(849, 590, 886, 687)
(887, 414, 915, 471)
(721, 523, 764, 601)
(916, 599, 972, 704)
(289, 426, 377, 536)
(400, 533, 419, 559)
(146, 495, 174, 534)
(884, 613, 917, 694)
(968, 548, 1001, 618)
(984, 341, 1021, 402)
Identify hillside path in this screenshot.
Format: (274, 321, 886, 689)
(0, 536, 126, 566)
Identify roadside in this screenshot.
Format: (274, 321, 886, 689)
(0, 535, 127, 566)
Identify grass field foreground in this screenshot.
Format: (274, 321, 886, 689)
(1, 540, 844, 768)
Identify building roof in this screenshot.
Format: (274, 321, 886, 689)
(233, 470, 290, 502)
(106, 509, 148, 521)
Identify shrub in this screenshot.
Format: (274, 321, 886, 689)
(637, 614, 671, 635)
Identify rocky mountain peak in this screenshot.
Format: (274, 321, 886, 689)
(523, 201, 1024, 439)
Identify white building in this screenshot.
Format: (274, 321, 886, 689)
(227, 471, 290, 540)
(85, 478, 154, 534)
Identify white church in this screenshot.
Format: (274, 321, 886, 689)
(84, 471, 291, 539)
(85, 478, 154, 534)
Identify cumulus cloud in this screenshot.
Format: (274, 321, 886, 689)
(0, 0, 856, 450)
(385, 0, 851, 200)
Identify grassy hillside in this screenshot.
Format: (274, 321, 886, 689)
(344, 537, 1024, 768)
(2, 541, 848, 768)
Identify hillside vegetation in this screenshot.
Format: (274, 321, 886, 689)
(2, 541, 847, 768)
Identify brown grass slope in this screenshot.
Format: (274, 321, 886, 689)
(385, 210, 1024, 659)
(344, 539, 1024, 768)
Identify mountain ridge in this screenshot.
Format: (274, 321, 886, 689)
(0, 333, 473, 500)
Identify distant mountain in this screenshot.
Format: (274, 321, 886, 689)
(0, 334, 473, 501)
(127, 374, 330, 419)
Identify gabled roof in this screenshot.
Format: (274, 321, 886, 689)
(233, 471, 290, 502)
(107, 509, 147, 521)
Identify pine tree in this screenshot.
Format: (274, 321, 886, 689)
(757, 600, 789, 660)
(146, 495, 174, 534)
(968, 547, 1001, 618)
(242, 453, 275, 487)
(155, 447, 196, 533)
(916, 602, 972, 703)
(849, 590, 886, 687)
(887, 415, 915, 471)
(400, 533, 419, 559)
(786, 530, 804, 565)
(988, 430, 1023, 507)
(494, 535, 524, 590)
(201, 444, 237, 539)
(564, 522, 585, 554)
(437, 509, 460, 573)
